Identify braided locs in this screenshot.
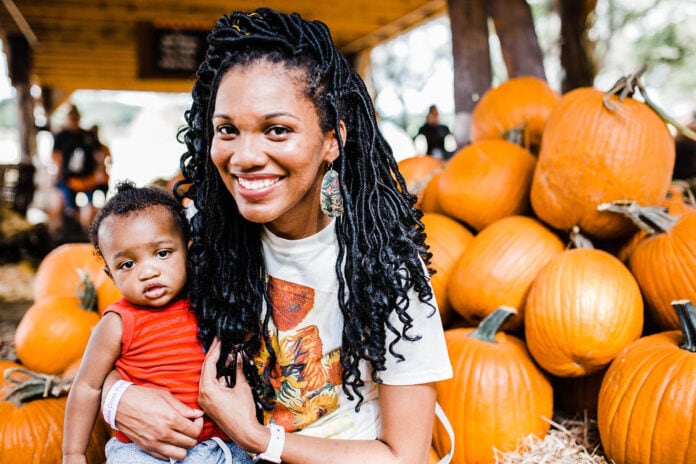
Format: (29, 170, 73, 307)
(178, 8, 434, 413)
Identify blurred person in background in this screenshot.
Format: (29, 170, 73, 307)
(49, 104, 108, 241)
(414, 104, 455, 160)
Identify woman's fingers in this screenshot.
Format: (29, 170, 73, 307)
(115, 385, 202, 459)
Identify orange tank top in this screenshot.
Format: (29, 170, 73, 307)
(105, 298, 227, 443)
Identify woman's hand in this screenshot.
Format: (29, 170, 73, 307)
(114, 384, 204, 461)
(198, 338, 266, 451)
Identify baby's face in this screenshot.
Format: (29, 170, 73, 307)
(98, 205, 187, 308)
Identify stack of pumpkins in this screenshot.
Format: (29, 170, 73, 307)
(401, 75, 696, 464)
(0, 243, 121, 463)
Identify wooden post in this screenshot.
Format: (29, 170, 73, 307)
(448, 0, 491, 147)
(488, 0, 546, 79)
(6, 35, 36, 164)
(558, 0, 597, 92)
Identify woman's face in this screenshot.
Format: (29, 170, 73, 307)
(210, 60, 341, 239)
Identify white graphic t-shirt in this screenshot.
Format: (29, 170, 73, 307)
(256, 219, 453, 440)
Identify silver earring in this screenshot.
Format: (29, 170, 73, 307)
(320, 163, 344, 217)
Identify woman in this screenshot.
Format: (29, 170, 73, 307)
(104, 8, 452, 463)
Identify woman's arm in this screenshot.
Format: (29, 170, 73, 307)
(198, 338, 437, 464)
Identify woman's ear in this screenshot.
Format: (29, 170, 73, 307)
(326, 120, 347, 163)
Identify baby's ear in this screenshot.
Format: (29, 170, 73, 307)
(103, 265, 112, 279)
(188, 239, 193, 249)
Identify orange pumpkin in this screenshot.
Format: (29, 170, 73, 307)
(598, 300, 696, 464)
(447, 215, 564, 333)
(397, 155, 445, 207)
(32, 242, 121, 314)
(525, 248, 643, 377)
(421, 213, 475, 326)
(530, 86, 675, 240)
(0, 367, 110, 463)
(437, 139, 536, 231)
(14, 294, 100, 375)
(600, 201, 696, 330)
(433, 307, 553, 463)
(470, 76, 561, 154)
(419, 171, 445, 214)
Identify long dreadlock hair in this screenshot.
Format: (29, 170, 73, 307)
(178, 7, 434, 414)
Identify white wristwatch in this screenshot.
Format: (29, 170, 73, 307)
(253, 423, 285, 463)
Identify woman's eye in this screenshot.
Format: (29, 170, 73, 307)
(216, 124, 237, 136)
(267, 126, 290, 137)
(156, 250, 172, 259)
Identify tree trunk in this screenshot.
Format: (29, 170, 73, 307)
(488, 0, 546, 80)
(448, 0, 491, 147)
(558, 0, 597, 93)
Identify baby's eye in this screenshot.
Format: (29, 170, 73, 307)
(119, 260, 135, 271)
(156, 249, 172, 259)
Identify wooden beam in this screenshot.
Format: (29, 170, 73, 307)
(448, 0, 491, 146)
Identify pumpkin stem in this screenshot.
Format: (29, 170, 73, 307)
(501, 123, 531, 152)
(668, 180, 696, 206)
(597, 200, 679, 235)
(569, 226, 594, 249)
(602, 64, 647, 110)
(3, 367, 72, 406)
(671, 300, 696, 352)
(602, 64, 696, 142)
(468, 306, 516, 343)
(77, 270, 98, 312)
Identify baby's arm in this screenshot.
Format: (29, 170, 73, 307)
(62, 312, 123, 464)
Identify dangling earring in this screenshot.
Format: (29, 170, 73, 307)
(320, 162, 344, 217)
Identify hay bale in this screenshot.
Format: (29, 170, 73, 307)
(494, 415, 609, 464)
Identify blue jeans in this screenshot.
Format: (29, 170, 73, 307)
(105, 437, 253, 463)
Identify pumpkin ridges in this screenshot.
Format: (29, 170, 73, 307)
(525, 248, 643, 377)
(599, 332, 692, 463)
(470, 76, 560, 153)
(434, 309, 553, 463)
(14, 295, 100, 375)
(531, 86, 675, 239)
(447, 215, 564, 332)
(421, 213, 474, 326)
(438, 140, 536, 231)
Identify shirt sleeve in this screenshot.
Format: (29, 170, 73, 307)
(380, 287, 453, 385)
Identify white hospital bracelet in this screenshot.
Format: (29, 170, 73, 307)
(102, 380, 133, 430)
(253, 423, 285, 463)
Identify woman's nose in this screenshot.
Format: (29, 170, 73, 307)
(232, 135, 267, 168)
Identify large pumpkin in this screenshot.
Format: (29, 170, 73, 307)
(447, 215, 564, 333)
(0, 367, 110, 463)
(530, 85, 675, 240)
(437, 139, 536, 231)
(600, 201, 696, 330)
(397, 155, 445, 208)
(421, 213, 475, 326)
(598, 300, 696, 464)
(525, 247, 644, 377)
(14, 292, 100, 375)
(433, 307, 553, 464)
(470, 76, 560, 154)
(32, 242, 121, 314)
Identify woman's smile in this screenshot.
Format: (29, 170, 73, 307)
(210, 59, 340, 238)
